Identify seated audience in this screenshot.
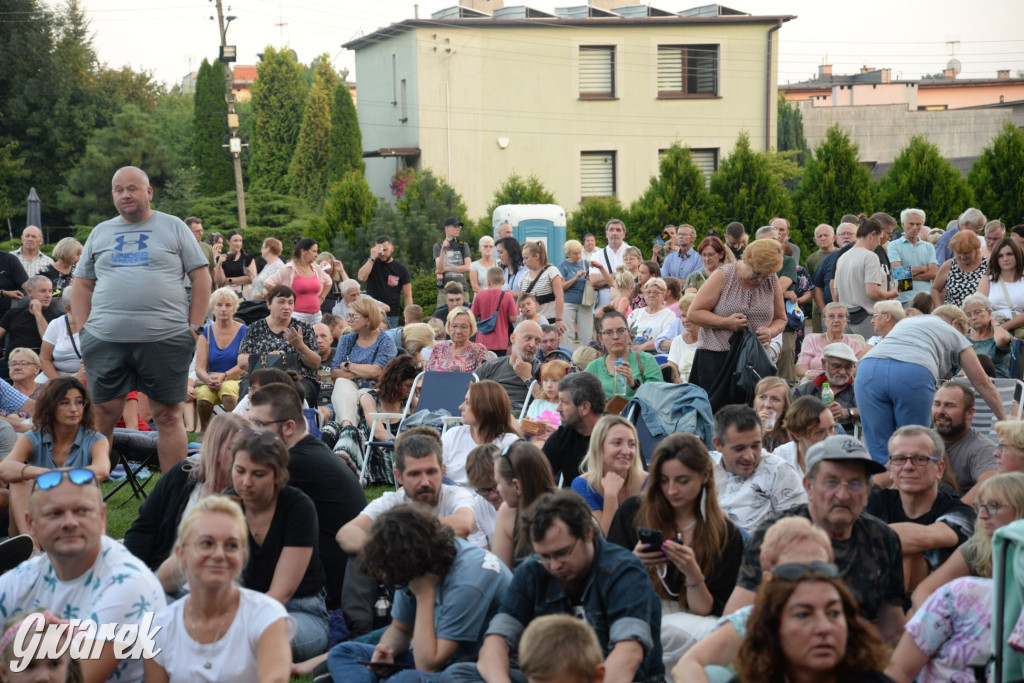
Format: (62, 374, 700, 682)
(399, 322, 437, 362)
(126, 413, 248, 578)
(571, 344, 601, 372)
(795, 303, 864, 380)
(963, 292, 1011, 377)
(725, 435, 905, 646)
(711, 405, 806, 534)
(146, 496, 292, 682)
(754, 376, 791, 452)
(327, 505, 512, 681)
(0, 467, 165, 683)
(519, 614, 606, 683)
(330, 298, 397, 431)
(0, 377, 110, 537)
(773, 396, 835, 474)
(859, 299, 905, 356)
(731, 565, 890, 683)
(39, 282, 84, 380)
(571, 414, 649, 535)
(347, 354, 420, 486)
(432, 281, 467, 322)
(466, 444, 504, 548)
(442, 491, 665, 683)
(443, 380, 520, 486)
(791, 342, 861, 435)
(994, 420, 1024, 473)
(867, 426, 975, 591)
(910, 471, 1024, 611)
(608, 433, 744, 670)
(492, 440, 557, 569)
(931, 381, 998, 504)
(584, 311, 662, 401)
(627, 278, 675, 353)
(474, 321, 542, 412)
(0, 275, 55, 356)
(228, 428, 328, 661)
(5, 348, 42, 406)
(521, 359, 571, 443)
(666, 294, 699, 382)
(536, 324, 571, 362)
(425, 307, 490, 372)
(404, 304, 424, 324)
(542, 371, 605, 488)
(195, 286, 247, 432)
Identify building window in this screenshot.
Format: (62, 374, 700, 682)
(657, 45, 718, 98)
(581, 151, 616, 198)
(660, 147, 718, 186)
(579, 46, 615, 99)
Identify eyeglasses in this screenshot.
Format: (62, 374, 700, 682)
(996, 443, 1021, 456)
(974, 501, 1013, 517)
(33, 468, 96, 492)
(8, 361, 39, 369)
(817, 478, 867, 494)
(537, 537, 579, 566)
(771, 562, 840, 581)
(193, 538, 245, 556)
(889, 454, 940, 468)
(240, 425, 284, 439)
(475, 485, 499, 497)
(826, 361, 854, 372)
(347, 313, 365, 321)
(601, 328, 629, 337)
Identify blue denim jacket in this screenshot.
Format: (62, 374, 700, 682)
(487, 536, 664, 681)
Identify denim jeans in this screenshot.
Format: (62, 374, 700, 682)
(441, 662, 528, 683)
(386, 314, 399, 330)
(854, 357, 936, 463)
(328, 642, 445, 683)
(287, 591, 330, 661)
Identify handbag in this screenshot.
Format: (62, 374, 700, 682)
(581, 261, 596, 307)
(733, 330, 777, 405)
(476, 291, 505, 335)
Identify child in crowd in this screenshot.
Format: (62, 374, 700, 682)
(519, 614, 605, 683)
(518, 293, 549, 325)
(0, 611, 83, 682)
(522, 360, 572, 444)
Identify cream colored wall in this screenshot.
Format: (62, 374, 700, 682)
(409, 22, 777, 217)
(918, 83, 1024, 109)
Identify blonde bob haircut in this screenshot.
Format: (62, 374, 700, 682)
(350, 296, 383, 330)
(446, 306, 477, 336)
(52, 236, 83, 263)
(208, 286, 241, 315)
(564, 239, 583, 256)
(401, 322, 436, 356)
(742, 238, 784, 275)
(580, 414, 644, 491)
(933, 305, 969, 335)
(871, 300, 906, 322)
(995, 421, 1024, 454)
(759, 516, 833, 571)
(174, 494, 249, 567)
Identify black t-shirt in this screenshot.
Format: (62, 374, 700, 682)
(222, 253, 254, 279)
(239, 484, 325, 598)
(365, 258, 411, 311)
(0, 254, 28, 315)
(607, 496, 744, 616)
(542, 425, 591, 488)
(866, 488, 975, 569)
(0, 304, 55, 350)
(288, 434, 367, 606)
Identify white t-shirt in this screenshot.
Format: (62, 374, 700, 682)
(0, 536, 166, 683)
(41, 314, 83, 376)
(627, 307, 677, 345)
(151, 588, 293, 682)
(441, 426, 518, 487)
(710, 450, 807, 533)
(772, 440, 801, 474)
(667, 336, 699, 380)
(362, 483, 475, 521)
(472, 494, 499, 548)
(588, 243, 630, 308)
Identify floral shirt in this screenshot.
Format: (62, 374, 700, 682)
(425, 341, 491, 373)
(906, 577, 993, 683)
(239, 318, 318, 380)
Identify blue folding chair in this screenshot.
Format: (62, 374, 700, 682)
(1009, 337, 1023, 379)
(360, 371, 477, 485)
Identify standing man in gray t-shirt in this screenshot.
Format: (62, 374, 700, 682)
(72, 166, 211, 472)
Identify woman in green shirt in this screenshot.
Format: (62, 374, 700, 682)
(585, 310, 663, 401)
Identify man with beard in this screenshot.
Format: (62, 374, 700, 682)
(931, 382, 998, 505)
(442, 491, 664, 683)
(792, 342, 861, 434)
(475, 320, 542, 411)
(543, 372, 606, 487)
(724, 435, 906, 646)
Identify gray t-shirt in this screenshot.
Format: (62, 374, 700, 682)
(945, 428, 998, 493)
(864, 315, 971, 380)
(76, 211, 208, 343)
(834, 246, 884, 313)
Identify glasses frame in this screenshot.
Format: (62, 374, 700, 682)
(33, 468, 97, 493)
(771, 561, 840, 581)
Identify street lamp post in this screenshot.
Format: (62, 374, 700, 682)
(212, 0, 247, 229)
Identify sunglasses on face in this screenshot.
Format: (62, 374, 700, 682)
(33, 468, 96, 492)
(771, 561, 840, 581)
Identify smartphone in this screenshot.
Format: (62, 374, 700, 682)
(637, 527, 664, 548)
(357, 660, 415, 673)
(653, 237, 665, 247)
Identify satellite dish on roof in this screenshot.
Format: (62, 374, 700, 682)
(946, 58, 962, 76)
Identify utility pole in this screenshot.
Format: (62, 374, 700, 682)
(213, 0, 247, 229)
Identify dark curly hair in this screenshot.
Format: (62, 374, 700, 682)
(522, 490, 594, 544)
(360, 503, 457, 586)
(377, 355, 421, 405)
(735, 575, 889, 683)
(33, 376, 94, 436)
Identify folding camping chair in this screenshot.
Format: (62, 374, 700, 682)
(103, 429, 160, 505)
(952, 377, 1024, 444)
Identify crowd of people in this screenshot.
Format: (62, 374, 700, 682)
(1, 168, 1024, 683)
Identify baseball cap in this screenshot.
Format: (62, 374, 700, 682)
(805, 435, 886, 475)
(444, 217, 464, 228)
(822, 342, 858, 364)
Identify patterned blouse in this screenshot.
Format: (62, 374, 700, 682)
(944, 256, 987, 308)
(425, 341, 491, 373)
(697, 263, 777, 352)
(239, 318, 318, 380)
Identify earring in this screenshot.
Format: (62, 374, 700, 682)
(699, 485, 707, 522)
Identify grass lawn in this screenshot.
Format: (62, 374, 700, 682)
(101, 473, 391, 683)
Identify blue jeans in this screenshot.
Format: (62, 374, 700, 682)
(329, 642, 444, 682)
(441, 662, 528, 683)
(386, 315, 399, 330)
(287, 592, 330, 662)
(854, 358, 936, 464)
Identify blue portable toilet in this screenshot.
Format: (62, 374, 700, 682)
(492, 205, 567, 263)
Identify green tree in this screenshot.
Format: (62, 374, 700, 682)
(0, 141, 30, 221)
(567, 197, 626, 244)
(249, 46, 308, 194)
(627, 144, 714, 240)
(473, 172, 557, 240)
(710, 132, 793, 230)
(289, 55, 339, 211)
(316, 170, 375, 244)
(968, 122, 1024, 226)
(777, 93, 809, 166)
(191, 59, 234, 195)
(875, 135, 973, 226)
(795, 124, 874, 228)
(327, 80, 364, 184)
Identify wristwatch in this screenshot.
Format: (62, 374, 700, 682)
(190, 323, 204, 335)
(344, 361, 351, 370)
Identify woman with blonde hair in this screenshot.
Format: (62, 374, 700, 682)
(963, 292, 1012, 377)
(398, 322, 436, 361)
(994, 420, 1024, 473)
(330, 296, 396, 430)
(753, 376, 792, 453)
(559, 239, 594, 348)
(571, 414, 648, 535)
(195, 287, 247, 432)
(41, 236, 82, 297)
(145, 495, 293, 682)
(774, 396, 835, 474)
(315, 251, 348, 315)
(425, 307, 490, 372)
(469, 235, 497, 294)
(597, 266, 636, 320)
(667, 294, 700, 383)
(628, 277, 675, 353)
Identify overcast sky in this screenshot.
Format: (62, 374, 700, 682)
(72, 0, 1024, 88)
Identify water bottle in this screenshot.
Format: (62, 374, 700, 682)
(821, 382, 834, 405)
(613, 359, 627, 396)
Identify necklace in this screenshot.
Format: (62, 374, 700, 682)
(187, 598, 231, 670)
(678, 519, 697, 533)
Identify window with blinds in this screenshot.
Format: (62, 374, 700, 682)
(579, 46, 615, 99)
(580, 151, 616, 198)
(657, 45, 718, 97)
(658, 147, 718, 186)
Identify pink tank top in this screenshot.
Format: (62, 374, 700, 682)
(291, 273, 321, 313)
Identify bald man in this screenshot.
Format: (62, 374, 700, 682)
(474, 320, 543, 410)
(12, 225, 53, 277)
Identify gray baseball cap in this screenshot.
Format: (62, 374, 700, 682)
(805, 435, 886, 475)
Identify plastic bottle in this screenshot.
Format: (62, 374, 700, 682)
(821, 382, 834, 405)
(613, 358, 627, 396)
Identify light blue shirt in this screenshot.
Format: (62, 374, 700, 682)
(27, 426, 106, 469)
(888, 236, 938, 303)
(934, 227, 958, 264)
(662, 248, 703, 280)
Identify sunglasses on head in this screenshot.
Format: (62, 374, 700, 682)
(238, 427, 280, 446)
(771, 561, 840, 581)
(33, 468, 96, 492)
